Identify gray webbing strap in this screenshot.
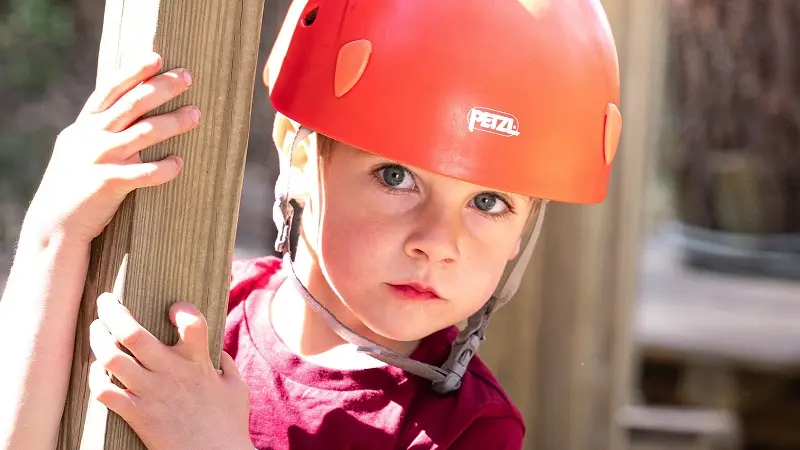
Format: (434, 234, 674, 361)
(497, 199, 548, 308)
(273, 126, 547, 394)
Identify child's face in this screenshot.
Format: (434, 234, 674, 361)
(300, 140, 533, 343)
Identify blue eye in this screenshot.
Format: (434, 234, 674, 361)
(471, 193, 509, 215)
(378, 165, 416, 189)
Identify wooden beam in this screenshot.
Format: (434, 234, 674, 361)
(603, 0, 670, 447)
(56, 0, 265, 447)
(479, 0, 668, 449)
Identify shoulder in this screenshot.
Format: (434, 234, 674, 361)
(228, 255, 284, 311)
(406, 331, 525, 447)
(415, 329, 525, 426)
(463, 355, 525, 426)
(402, 353, 525, 449)
(450, 414, 525, 449)
(445, 356, 525, 448)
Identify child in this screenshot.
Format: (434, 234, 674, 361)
(0, 1, 622, 449)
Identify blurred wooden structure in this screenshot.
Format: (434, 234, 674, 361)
(631, 0, 800, 447)
(635, 231, 800, 449)
(478, 0, 669, 449)
(619, 405, 740, 450)
(669, 0, 800, 236)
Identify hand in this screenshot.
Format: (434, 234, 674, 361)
(24, 52, 200, 245)
(88, 294, 252, 450)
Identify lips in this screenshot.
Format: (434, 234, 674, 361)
(387, 282, 442, 301)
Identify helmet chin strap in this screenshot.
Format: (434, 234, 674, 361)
(273, 126, 548, 394)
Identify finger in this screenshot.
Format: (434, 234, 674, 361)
(88, 360, 138, 419)
(169, 302, 210, 363)
(219, 351, 241, 379)
(99, 106, 200, 163)
(101, 156, 184, 196)
(98, 68, 193, 133)
(96, 293, 171, 372)
(82, 52, 164, 116)
(89, 319, 150, 393)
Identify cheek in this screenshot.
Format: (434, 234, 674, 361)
(319, 173, 416, 258)
(462, 214, 523, 262)
(462, 253, 507, 303)
(316, 189, 405, 290)
(458, 215, 525, 295)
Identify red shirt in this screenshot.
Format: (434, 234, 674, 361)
(224, 256, 525, 449)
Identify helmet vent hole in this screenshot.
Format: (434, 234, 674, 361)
(303, 6, 319, 26)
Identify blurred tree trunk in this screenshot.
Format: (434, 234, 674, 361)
(668, 0, 800, 235)
(70, 0, 103, 42)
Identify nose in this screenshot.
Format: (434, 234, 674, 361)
(403, 201, 461, 264)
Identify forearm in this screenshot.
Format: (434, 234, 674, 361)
(0, 228, 91, 450)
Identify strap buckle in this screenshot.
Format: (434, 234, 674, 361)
(273, 196, 294, 254)
(431, 333, 482, 394)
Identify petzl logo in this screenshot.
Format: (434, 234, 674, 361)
(467, 107, 521, 137)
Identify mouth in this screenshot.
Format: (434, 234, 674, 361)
(386, 282, 442, 301)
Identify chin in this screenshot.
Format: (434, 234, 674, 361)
(346, 298, 455, 344)
(360, 319, 441, 344)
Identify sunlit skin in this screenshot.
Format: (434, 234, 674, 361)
(269, 128, 537, 369)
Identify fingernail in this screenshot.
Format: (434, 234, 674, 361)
(174, 156, 184, 170)
(181, 69, 193, 86)
(189, 106, 201, 124)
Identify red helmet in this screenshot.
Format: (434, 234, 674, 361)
(265, 0, 622, 204)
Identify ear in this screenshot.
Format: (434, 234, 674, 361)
(273, 113, 310, 168)
(273, 113, 315, 204)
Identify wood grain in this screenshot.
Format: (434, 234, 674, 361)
(57, 0, 266, 447)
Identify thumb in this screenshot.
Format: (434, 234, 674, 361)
(219, 351, 242, 380)
(169, 301, 209, 362)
